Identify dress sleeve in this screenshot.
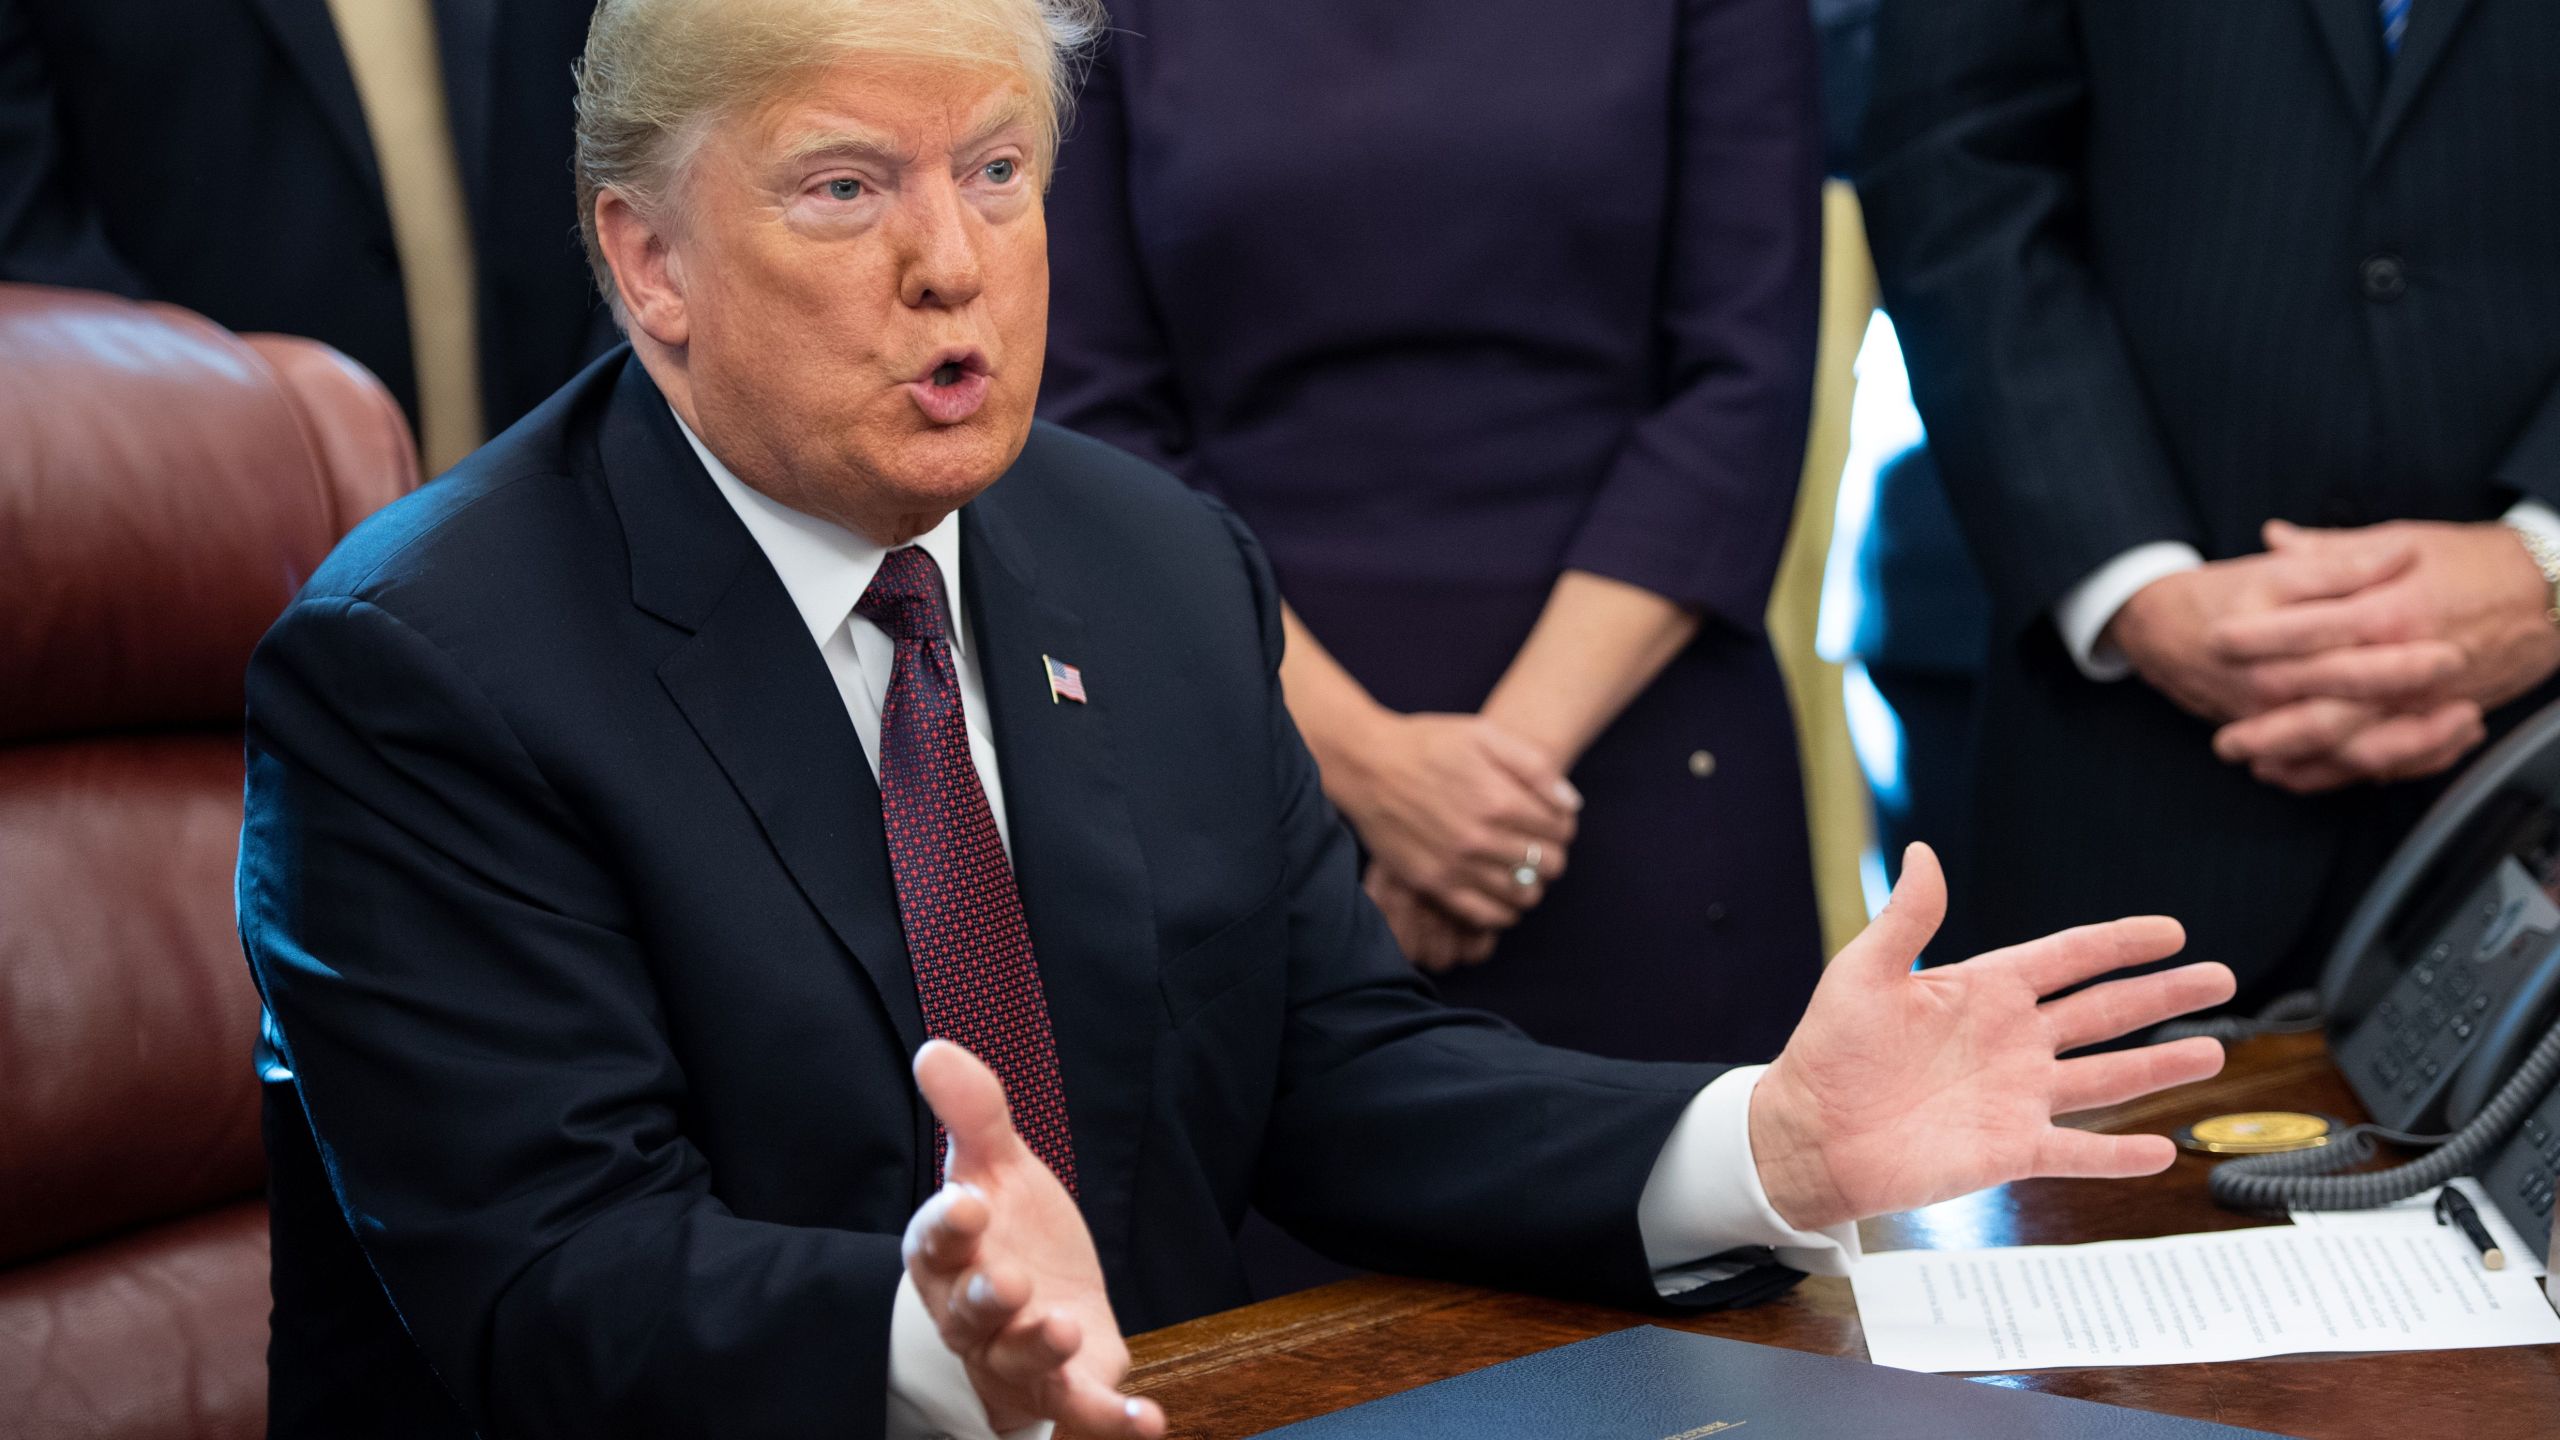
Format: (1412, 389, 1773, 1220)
(1038, 25, 1195, 480)
(1558, 0, 1824, 635)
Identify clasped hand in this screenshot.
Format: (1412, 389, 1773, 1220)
(1328, 712, 1580, 972)
(2109, 519, 2560, 793)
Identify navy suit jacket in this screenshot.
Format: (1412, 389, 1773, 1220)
(1861, 0, 2560, 987)
(0, 0, 604, 434)
(238, 354, 1753, 1437)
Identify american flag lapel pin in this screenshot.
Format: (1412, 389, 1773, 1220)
(1043, 654, 1088, 705)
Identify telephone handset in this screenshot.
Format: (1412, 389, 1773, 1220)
(2210, 698, 2560, 1261)
(2318, 699, 2560, 1136)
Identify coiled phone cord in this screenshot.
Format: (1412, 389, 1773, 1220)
(2208, 1014, 2560, 1210)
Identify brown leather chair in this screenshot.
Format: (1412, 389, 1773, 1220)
(0, 285, 417, 1438)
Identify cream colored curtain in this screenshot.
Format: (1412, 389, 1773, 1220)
(1766, 182, 1879, 958)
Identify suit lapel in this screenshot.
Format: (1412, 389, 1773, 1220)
(961, 496, 1160, 1272)
(2302, 0, 2385, 127)
(243, 0, 382, 193)
(600, 360, 928, 1056)
(2370, 0, 2485, 164)
(430, 0, 497, 226)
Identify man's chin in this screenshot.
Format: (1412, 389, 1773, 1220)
(892, 413, 1031, 497)
(858, 424, 1025, 516)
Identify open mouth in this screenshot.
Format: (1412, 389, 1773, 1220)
(907, 349, 993, 424)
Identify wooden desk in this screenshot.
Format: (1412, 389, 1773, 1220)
(1108, 1033, 2560, 1439)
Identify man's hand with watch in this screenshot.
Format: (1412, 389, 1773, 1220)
(2201, 515, 2560, 791)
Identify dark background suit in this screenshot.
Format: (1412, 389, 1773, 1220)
(1860, 0, 2560, 995)
(238, 354, 1749, 1437)
(0, 0, 602, 437)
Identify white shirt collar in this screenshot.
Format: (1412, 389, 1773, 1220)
(673, 408, 971, 657)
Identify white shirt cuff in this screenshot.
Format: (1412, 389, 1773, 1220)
(2053, 541, 2206, 682)
(1636, 1066, 1860, 1289)
(887, 1270, 1053, 1440)
(2503, 499, 2560, 553)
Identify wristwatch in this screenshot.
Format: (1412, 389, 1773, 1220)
(2501, 517, 2560, 628)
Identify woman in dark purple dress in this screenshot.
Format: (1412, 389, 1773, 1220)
(1040, 0, 1824, 1062)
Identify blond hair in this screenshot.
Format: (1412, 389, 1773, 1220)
(573, 0, 1103, 309)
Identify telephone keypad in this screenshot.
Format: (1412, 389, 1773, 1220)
(2336, 855, 2560, 1133)
(2482, 1091, 2560, 1260)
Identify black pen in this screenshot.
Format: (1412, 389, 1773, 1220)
(2435, 1185, 2507, 1271)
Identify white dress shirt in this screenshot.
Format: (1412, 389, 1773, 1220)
(2054, 502, 2560, 681)
(680, 411, 1857, 1440)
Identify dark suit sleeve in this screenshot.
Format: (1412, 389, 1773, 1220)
(1556, 0, 1822, 634)
(239, 596, 905, 1439)
(1037, 30, 1194, 478)
(1196, 500, 1749, 1307)
(2498, 374, 2560, 511)
(1858, 0, 2205, 632)
(0, 0, 146, 294)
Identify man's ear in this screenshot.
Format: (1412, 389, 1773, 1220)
(594, 189, 689, 349)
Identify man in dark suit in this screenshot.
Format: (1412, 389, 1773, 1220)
(0, 0, 604, 467)
(1862, 0, 2560, 995)
(236, 2, 2232, 1435)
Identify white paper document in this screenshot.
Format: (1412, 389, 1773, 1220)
(2290, 1176, 2547, 1276)
(1851, 1223, 2560, 1373)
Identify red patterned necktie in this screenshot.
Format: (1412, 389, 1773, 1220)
(858, 546, 1078, 1193)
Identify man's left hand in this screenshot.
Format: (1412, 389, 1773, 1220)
(2207, 520, 2560, 787)
(1746, 845, 2233, 1233)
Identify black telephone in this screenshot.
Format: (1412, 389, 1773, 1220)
(2234, 697, 2560, 1259)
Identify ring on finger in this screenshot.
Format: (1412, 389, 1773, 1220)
(1513, 841, 1542, 889)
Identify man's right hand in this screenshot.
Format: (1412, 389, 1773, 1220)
(904, 1041, 1165, 1440)
(2105, 541, 2440, 724)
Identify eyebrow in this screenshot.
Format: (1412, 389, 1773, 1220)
(774, 93, 1037, 174)
(778, 128, 911, 171)
(952, 93, 1036, 156)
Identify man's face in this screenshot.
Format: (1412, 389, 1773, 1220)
(655, 59, 1048, 541)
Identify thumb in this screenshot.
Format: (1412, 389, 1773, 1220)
(1835, 843, 1947, 982)
(914, 1039, 1027, 1175)
(1477, 720, 1581, 812)
(2263, 522, 2415, 600)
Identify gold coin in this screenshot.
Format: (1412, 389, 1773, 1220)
(2178, 1111, 2336, 1155)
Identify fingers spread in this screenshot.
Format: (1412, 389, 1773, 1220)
(2030, 1127, 2180, 1180)
(914, 1040, 1027, 1175)
(2042, 965, 2239, 1052)
(2049, 1036, 2226, 1114)
(979, 1304, 1081, 1388)
(901, 1183, 989, 1276)
(1832, 843, 1949, 983)
(1058, 1378, 1167, 1440)
(1997, 915, 2190, 996)
(942, 1265, 1035, 1354)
